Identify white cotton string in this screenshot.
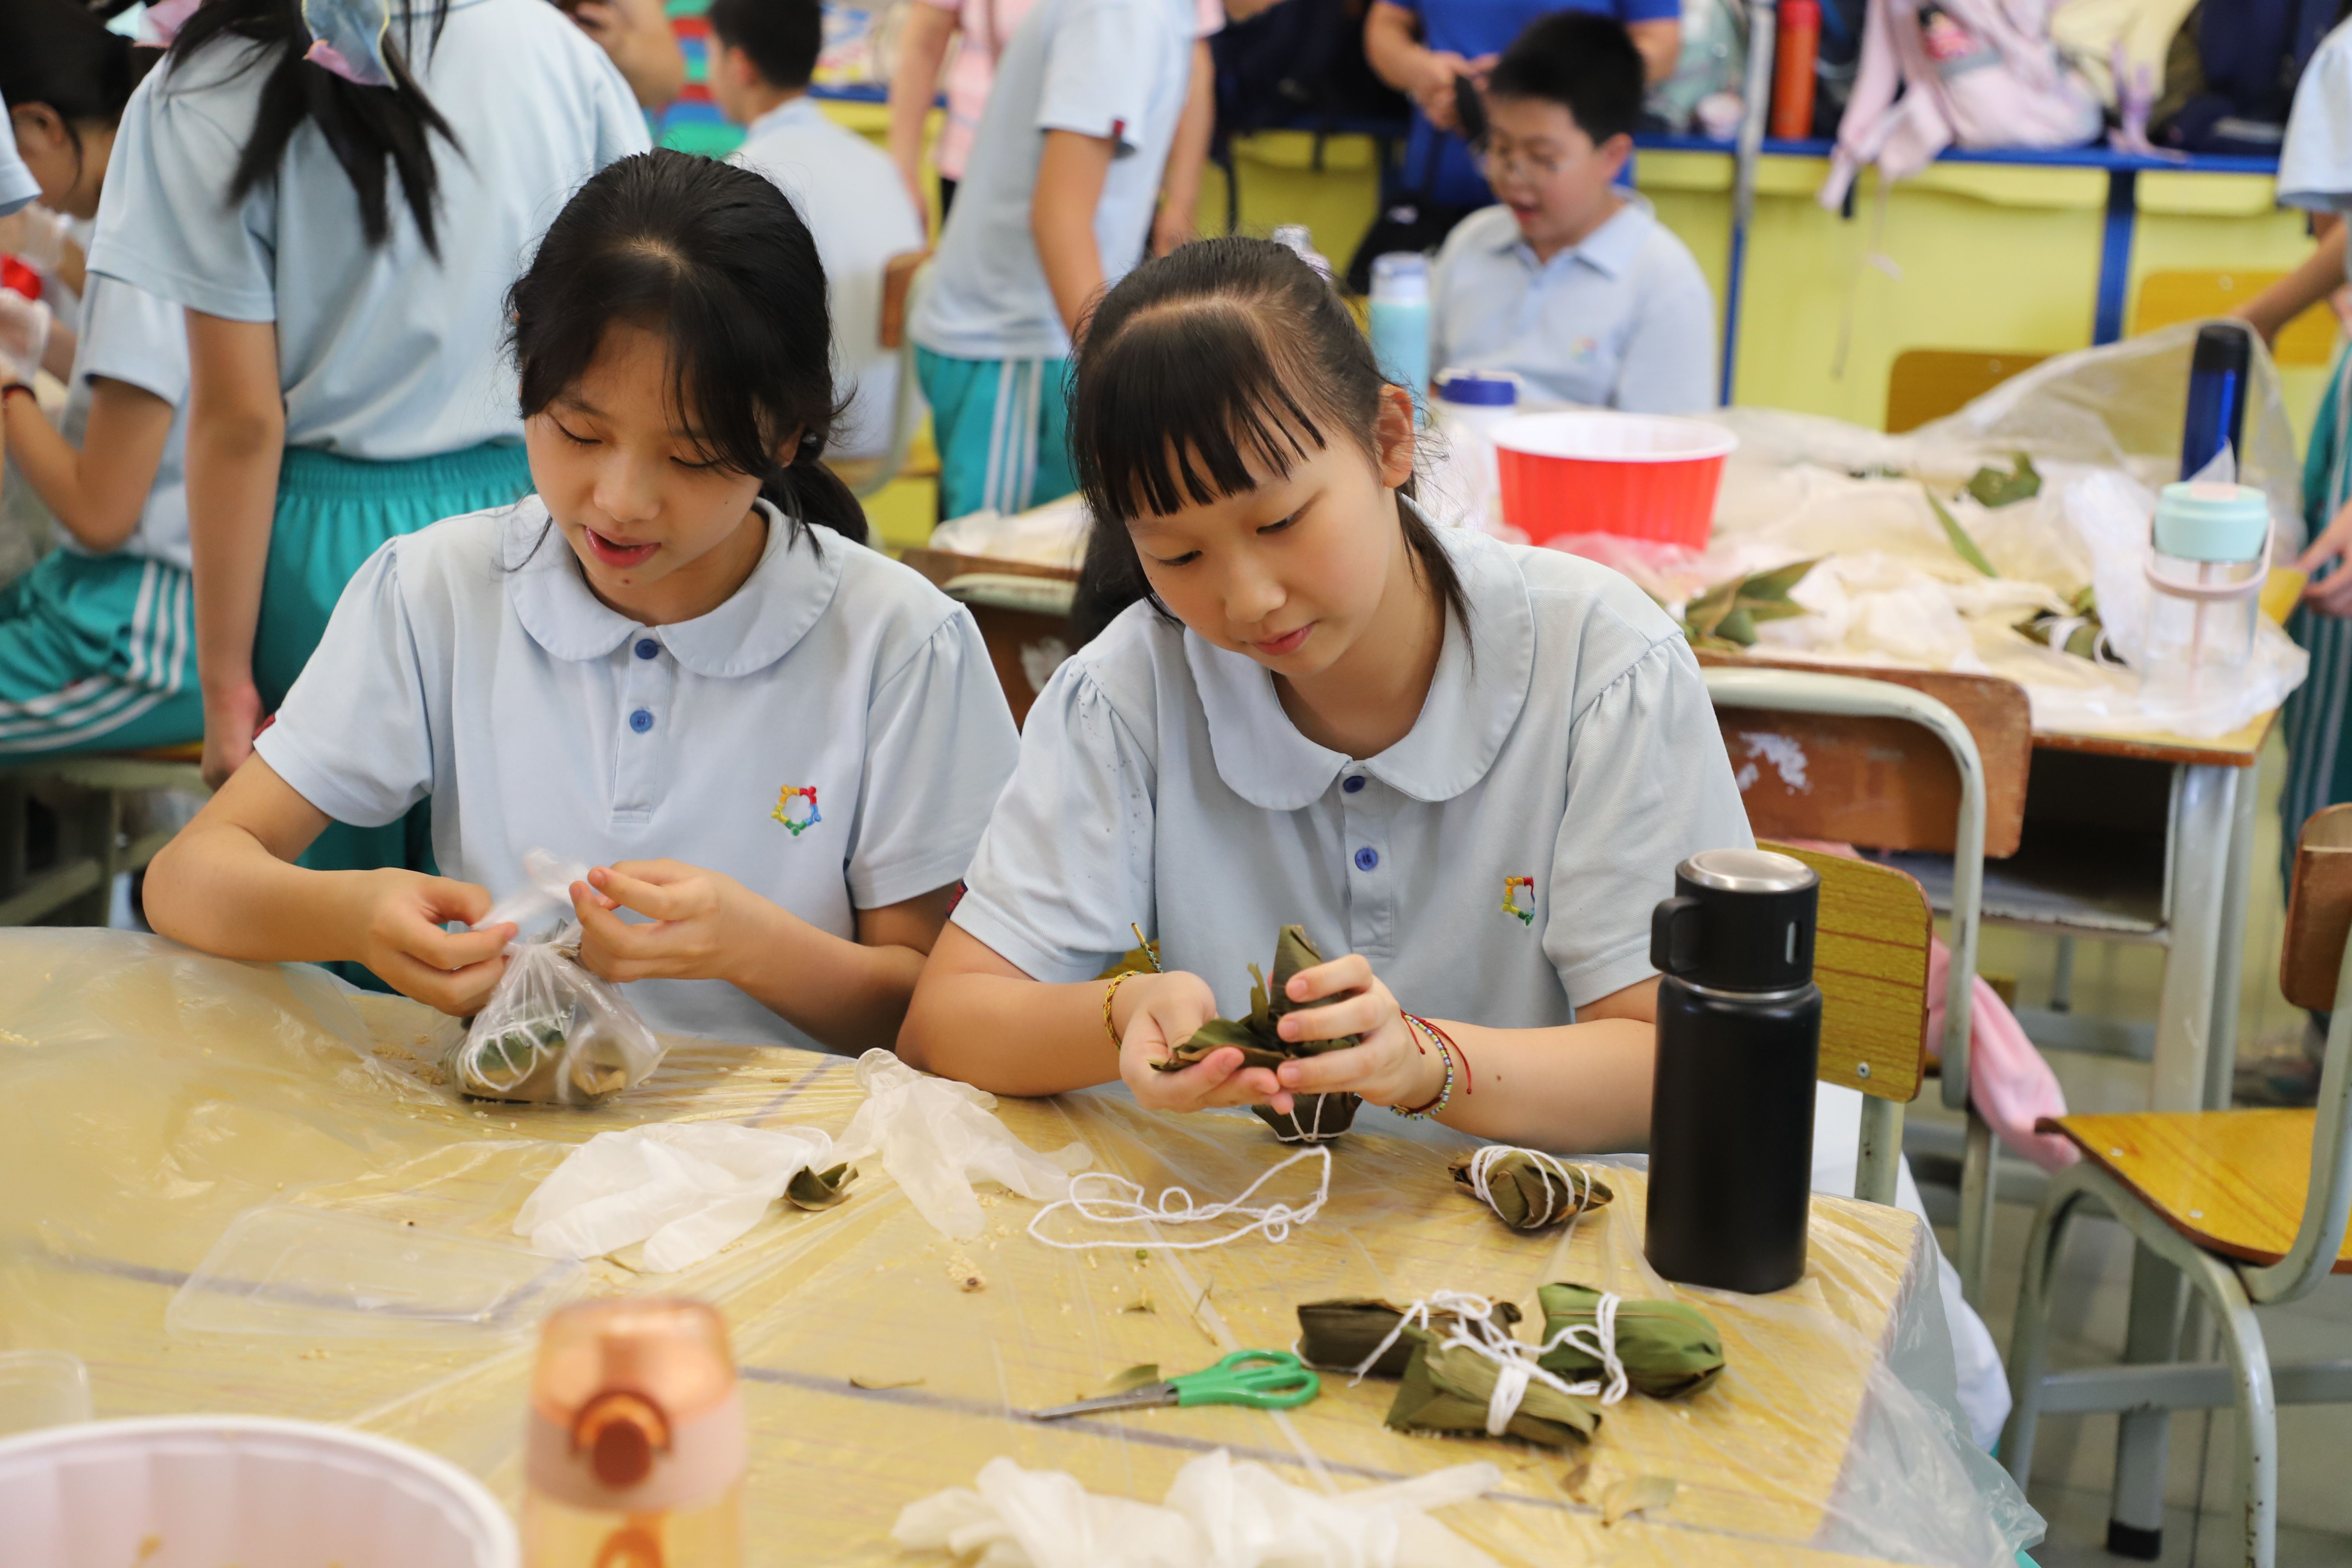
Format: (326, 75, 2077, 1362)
(1026, 1145, 1331, 1252)
(1349, 1285, 1628, 1433)
(1531, 1289, 1629, 1406)
(1461, 1144, 1597, 1231)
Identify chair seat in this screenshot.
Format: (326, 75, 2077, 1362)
(2045, 1110, 2352, 1273)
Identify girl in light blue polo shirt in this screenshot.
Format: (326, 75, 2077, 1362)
(84, 0, 647, 889)
(902, 233, 1749, 1147)
(145, 152, 1022, 1055)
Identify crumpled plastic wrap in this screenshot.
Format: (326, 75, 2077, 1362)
(892, 1451, 1503, 1568)
(0, 931, 2044, 1567)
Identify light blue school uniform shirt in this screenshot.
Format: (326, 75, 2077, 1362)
(253, 498, 1023, 1050)
(0, 92, 34, 216)
(1430, 199, 1718, 414)
(60, 276, 191, 571)
(952, 519, 1753, 1024)
(730, 97, 926, 459)
(910, 0, 1199, 362)
(85, 0, 649, 459)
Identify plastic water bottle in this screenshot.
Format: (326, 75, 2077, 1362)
(525, 1299, 744, 1568)
(1367, 253, 1433, 409)
(2141, 481, 2268, 718)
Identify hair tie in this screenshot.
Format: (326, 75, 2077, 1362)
(302, 0, 396, 86)
(796, 429, 825, 462)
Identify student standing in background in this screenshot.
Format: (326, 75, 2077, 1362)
(885, 0, 1221, 256)
(906, 0, 1207, 521)
(85, 0, 646, 983)
(1364, 0, 1678, 238)
(1428, 13, 1715, 413)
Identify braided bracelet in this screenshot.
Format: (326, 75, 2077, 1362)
(1393, 1015, 1455, 1120)
(1102, 970, 1141, 1052)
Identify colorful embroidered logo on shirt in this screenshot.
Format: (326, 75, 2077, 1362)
(771, 786, 821, 836)
(1501, 876, 1536, 926)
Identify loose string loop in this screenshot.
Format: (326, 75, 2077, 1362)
(1350, 1285, 1629, 1436)
(1026, 1146, 1331, 1252)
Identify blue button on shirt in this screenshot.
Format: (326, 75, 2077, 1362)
(634, 638, 659, 660)
(1354, 847, 1380, 871)
(1429, 199, 1717, 415)
(629, 709, 654, 733)
(1343, 775, 1366, 794)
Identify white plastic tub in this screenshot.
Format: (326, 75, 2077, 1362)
(0, 1415, 518, 1568)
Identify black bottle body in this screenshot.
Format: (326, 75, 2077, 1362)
(1643, 975, 1821, 1294)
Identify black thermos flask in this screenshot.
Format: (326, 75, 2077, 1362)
(1643, 848, 1822, 1294)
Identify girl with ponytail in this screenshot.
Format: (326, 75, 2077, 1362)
(83, 0, 645, 978)
(147, 152, 1023, 1055)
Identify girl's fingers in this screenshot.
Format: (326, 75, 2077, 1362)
(1280, 994, 1383, 1043)
(426, 876, 497, 926)
(1286, 953, 1369, 1003)
(1275, 1041, 1380, 1094)
(589, 865, 688, 920)
(414, 920, 513, 971)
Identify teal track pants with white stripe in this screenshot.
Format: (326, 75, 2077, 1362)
(0, 551, 200, 757)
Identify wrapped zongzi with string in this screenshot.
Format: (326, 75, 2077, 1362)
(1534, 1283, 1724, 1398)
(1449, 1149, 1612, 1231)
(1295, 1297, 1521, 1378)
(1156, 925, 1362, 1142)
(1386, 1328, 1598, 1448)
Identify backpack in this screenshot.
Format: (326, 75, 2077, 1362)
(1210, 0, 1406, 145)
(1819, 0, 2103, 208)
(2161, 0, 2338, 154)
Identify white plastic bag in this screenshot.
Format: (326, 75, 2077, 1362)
(891, 1450, 1503, 1568)
(836, 1049, 1091, 1241)
(515, 1122, 845, 1273)
(446, 850, 664, 1106)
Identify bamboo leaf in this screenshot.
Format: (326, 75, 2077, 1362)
(1965, 453, 2041, 508)
(1924, 488, 1999, 577)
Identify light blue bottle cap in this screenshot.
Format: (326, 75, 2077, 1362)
(2152, 481, 2267, 564)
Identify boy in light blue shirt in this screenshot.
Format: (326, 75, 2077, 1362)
(907, 0, 1208, 519)
(1429, 12, 1716, 414)
(710, 0, 925, 460)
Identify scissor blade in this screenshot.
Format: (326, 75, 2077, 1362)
(1031, 1383, 1177, 1420)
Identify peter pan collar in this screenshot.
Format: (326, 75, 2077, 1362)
(1185, 504, 1536, 810)
(505, 497, 846, 677)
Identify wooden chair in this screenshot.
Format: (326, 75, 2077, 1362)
(1885, 349, 2053, 434)
(0, 745, 207, 926)
(1764, 841, 1934, 1206)
(899, 548, 1076, 727)
(1704, 667, 1986, 1214)
(825, 250, 932, 500)
(2001, 802, 2352, 1568)
(2134, 271, 2338, 369)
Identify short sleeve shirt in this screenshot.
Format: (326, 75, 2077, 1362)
(254, 498, 1023, 1050)
(1430, 199, 1716, 412)
(86, 0, 649, 459)
(1391, 0, 1677, 209)
(2282, 19, 2352, 219)
(59, 274, 193, 570)
(951, 518, 1754, 1026)
(910, 0, 1200, 361)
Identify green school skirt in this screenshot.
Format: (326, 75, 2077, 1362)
(0, 551, 201, 757)
(257, 443, 532, 987)
(2282, 347, 2352, 892)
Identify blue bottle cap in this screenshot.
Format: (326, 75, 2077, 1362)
(1434, 369, 1520, 407)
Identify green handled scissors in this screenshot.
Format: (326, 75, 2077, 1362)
(1031, 1350, 1320, 1420)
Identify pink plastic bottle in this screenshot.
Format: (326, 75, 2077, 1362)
(525, 1299, 745, 1568)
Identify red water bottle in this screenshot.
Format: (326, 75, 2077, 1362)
(1770, 0, 1821, 141)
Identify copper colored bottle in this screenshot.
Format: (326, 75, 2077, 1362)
(525, 1299, 744, 1568)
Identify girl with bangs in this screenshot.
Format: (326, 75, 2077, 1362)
(145, 152, 1020, 1054)
(900, 234, 1750, 1147)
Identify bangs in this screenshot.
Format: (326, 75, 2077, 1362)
(1074, 301, 1330, 521)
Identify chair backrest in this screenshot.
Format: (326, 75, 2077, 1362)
(877, 249, 930, 352)
(1885, 349, 2051, 433)
(2254, 803, 2352, 1301)
(1764, 842, 1932, 1107)
(2135, 270, 2337, 369)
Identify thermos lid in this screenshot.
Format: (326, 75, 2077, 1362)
(1435, 368, 1520, 407)
(1652, 848, 1819, 992)
(2152, 481, 2267, 564)
(527, 1298, 744, 1511)
(2190, 321, 2252, 378)
(1369, 252, 1429, 300)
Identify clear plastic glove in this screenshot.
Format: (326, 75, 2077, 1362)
(516, 1122, 842, 1272)
(0, 204, 69, 270)
(892, 1450, 1504, 1568)
(0, 289, 51, 377)
(837, 1049, 1092, 1241)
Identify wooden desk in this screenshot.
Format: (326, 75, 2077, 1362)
(0, 930, 2028, 1566)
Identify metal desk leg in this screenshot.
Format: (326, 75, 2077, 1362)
(2206, 762, 2260, 1113)
(2106, 762, 2241, 1554)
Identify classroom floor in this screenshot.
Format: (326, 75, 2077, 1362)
(1910, 731, 2352, 1565)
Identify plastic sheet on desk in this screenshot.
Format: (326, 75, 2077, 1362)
(0, 930, 2040, 1568)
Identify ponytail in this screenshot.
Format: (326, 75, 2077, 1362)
(0, 0, 161, 167)
(167, 0, 458, 254)
(764, 431, 872, 547)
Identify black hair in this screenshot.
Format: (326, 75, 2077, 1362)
(507, 149, 867, 546)
(0, 0, 161, 181)
(167, 0, 459, 254)
(1066, 235, 1468, 649)
(706, 0, 822, 92)
(1485, 11, 1645, 144)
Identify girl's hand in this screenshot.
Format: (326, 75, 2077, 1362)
(199, 678, 263, 790)
(570, 859, 761, 984)
(1269, 953, 1445, 1110)
(1115, 970, 1287, 1112)
(2299, 496, 2352, 617)
(347, 870, 513, 1016)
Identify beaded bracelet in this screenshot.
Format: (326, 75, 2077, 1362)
(1415, 1015, 1473, 1096)
(1392, 1015, 1455, 1119)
